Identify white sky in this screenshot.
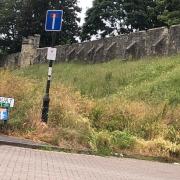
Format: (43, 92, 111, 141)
(78, 0, 93, 25)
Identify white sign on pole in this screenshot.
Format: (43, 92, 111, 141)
(47, 47, 57, 61)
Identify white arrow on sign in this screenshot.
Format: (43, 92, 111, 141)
(52, 14, 56, 30)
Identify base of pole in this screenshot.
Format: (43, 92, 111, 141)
(41, 94, 50, 123)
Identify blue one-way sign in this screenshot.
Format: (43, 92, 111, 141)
(45, 10, 63, 31)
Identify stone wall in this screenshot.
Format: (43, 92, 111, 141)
(19, 34, 40, 67)
(0, 34, 40, 68)
(36, 24, 180, 64)
(169, 25, 180, 54)
(1, 24, 180, 68)
(0, 53, 20, 68)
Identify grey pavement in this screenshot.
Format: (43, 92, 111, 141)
(0, 145, 179, 180)
(0, 135, 48, 148)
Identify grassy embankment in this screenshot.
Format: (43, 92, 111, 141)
(0, 55, 180, 161)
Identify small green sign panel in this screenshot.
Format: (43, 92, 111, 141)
(0, 97, 14, 107)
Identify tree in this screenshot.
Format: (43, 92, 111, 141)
(156, 0, 180, 26)
(81, 0, 126, 41)
(0, 0, 22, 53)
(81, 0, 164, 41)
(0, 0, 81, 54)
(123, 0, 164, 31)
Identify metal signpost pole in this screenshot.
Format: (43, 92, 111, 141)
(41, 32, 56, 123)
(41, 10, 63, 123)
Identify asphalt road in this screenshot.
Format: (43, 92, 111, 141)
(0, 145, 179, 180)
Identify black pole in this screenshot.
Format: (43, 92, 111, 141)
(41, 32, 56, 123)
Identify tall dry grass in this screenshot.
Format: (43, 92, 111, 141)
(1, 55, 180, 160)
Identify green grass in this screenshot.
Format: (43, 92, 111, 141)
(14, 55, 180, 103)
(1, 55, 180, 160)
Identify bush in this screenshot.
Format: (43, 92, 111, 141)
(95, 131, 112, 155)
(111, 131, 135, 149)
(166, 126, 180, 144)
(90, 106, 103, 129)
(134, 117, 166, 140)
(90, 105, 134, 132)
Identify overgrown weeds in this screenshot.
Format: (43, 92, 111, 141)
(1, 55, 180, 161)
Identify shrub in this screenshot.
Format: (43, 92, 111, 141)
(134, 117, 166, 140)
(111, 131, 135, 149)
(90, 105, 134, 132)
(166, 125, 180, 144)
(95, 131, 112, 155)
(90, 107, 103, 129)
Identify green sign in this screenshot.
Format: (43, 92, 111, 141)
(0, 97, 14, 107)
(0, 102, 10, 108)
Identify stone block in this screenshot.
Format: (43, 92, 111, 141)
(146, 27, 169, 56)
(104, 42, 117, 61)
(93, 44, 104, 63)
(169, 24, 180, 54)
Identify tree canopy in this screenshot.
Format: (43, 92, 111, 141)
(157, 0, 180, 26)
(81, 0, 126, 41)
(123, 0, 164, 30)
(0, 0, 81, 54)
(81, 0, 180, 40)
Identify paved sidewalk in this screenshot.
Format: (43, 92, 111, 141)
(0, 145, 179, 180)
(0, 135, 48, 148)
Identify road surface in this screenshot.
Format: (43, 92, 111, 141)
(0, 145, 179, 180)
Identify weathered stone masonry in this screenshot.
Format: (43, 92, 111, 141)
(0, 35, 40, 68)
(36, 25, 180, 64)
(1, 24, 180, 68)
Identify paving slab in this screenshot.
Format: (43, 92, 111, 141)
(0, 145, 179, 180)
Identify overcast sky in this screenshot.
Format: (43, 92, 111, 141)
(78, 0, 93, 25)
